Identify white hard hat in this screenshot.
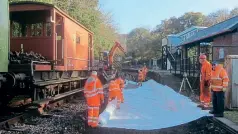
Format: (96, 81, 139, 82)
(92, 71, 97, 75)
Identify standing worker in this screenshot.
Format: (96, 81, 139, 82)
(209, 61, 229, 117)
(115, 75, 125, 103)
(198, 54, 212, 110)
(138, 70, 143, 86)
(108, 78, 121, 109)
(142, 63, 148, 81)
(84, 71, 104, 128)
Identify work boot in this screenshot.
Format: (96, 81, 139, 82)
(197, 103, 204, 108)
(209, 110, 215, 114)
(86, 124, 93, 129)
(202, 106, 210, 110)
(202, 104, 211, 110)
(214, 113, 224, 117)
(98, 122, 103, 127)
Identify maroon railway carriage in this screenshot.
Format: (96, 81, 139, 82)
(0, 1, 94, 106)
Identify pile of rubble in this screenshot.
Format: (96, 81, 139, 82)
(10, 51, 47, 64)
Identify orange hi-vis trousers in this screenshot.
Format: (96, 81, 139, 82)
(200, 81, 211, 106)
(87, 106, 100, 127)
(108, 91, 121, 109)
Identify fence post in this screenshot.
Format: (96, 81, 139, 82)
(170, 60, 172, 73)
(185, 58, 187, 74)
(180, 59, 182, 75)
(175, 60, 177, 74)
(188, 57, 191, 76)
(193, 56, 195, 77)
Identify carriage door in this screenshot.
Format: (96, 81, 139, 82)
(55, 14, 64, 65)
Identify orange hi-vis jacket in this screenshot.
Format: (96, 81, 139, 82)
(200, 60, 212, 82)
(108, 80, 121, 100)
(211, 65, 229, 91)
(84, 75, 104, 106)
(142, 67, 148, 75)
(142, 67, 148, 80)
(138, 71, 143, 81)
(116, 77, 125, 89)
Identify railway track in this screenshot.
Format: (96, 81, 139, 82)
(0, 114, 24, 131)
(0, 83, 109, 133)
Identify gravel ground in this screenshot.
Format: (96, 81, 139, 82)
(0, 98, 87, 134)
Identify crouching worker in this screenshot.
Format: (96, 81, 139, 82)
(84, 71, 104, 128)
(115, 75, 125, 103)
(108, 78, 121, 109)
(209, 61, 229, 117)
(138, 70, 143, 86)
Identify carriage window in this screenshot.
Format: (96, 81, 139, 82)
(89, 34, 92, 47)
(46, 23, 52, 36)
(31, 23, 43, 37)
(76, 32, 81, 45)
(76, 36, 80, 44)
(12, 21, 27, 37)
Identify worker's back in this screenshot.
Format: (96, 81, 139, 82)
(84, 75, 102, 106)
(138, 71, 143, 81)
(115, 77, 125, 89)
(142, 66, 148, 74)
(109, 80, 120, 99)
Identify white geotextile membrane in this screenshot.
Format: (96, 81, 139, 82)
(99, 80, 212, 130)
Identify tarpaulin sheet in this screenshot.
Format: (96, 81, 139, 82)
(99, 80, 211, 130)
(99, 99, 117, 125)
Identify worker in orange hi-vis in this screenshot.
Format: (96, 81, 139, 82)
(198, 54, 212, 110)
(84, 71, 104, 128)
(209, 61, 229, 117)
(115, 75, 125, 103)
(142, 63, 148, 81)
(138, 70, 143, 86)
(108, 78, 121, 109)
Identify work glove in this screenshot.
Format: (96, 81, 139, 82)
(209, 86, 212, 91)
(222, 88, 227, 92)
(204, 80, 210, 88)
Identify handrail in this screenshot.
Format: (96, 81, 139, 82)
(169, 57, 200, 77)
(167, 49, 175, 61)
